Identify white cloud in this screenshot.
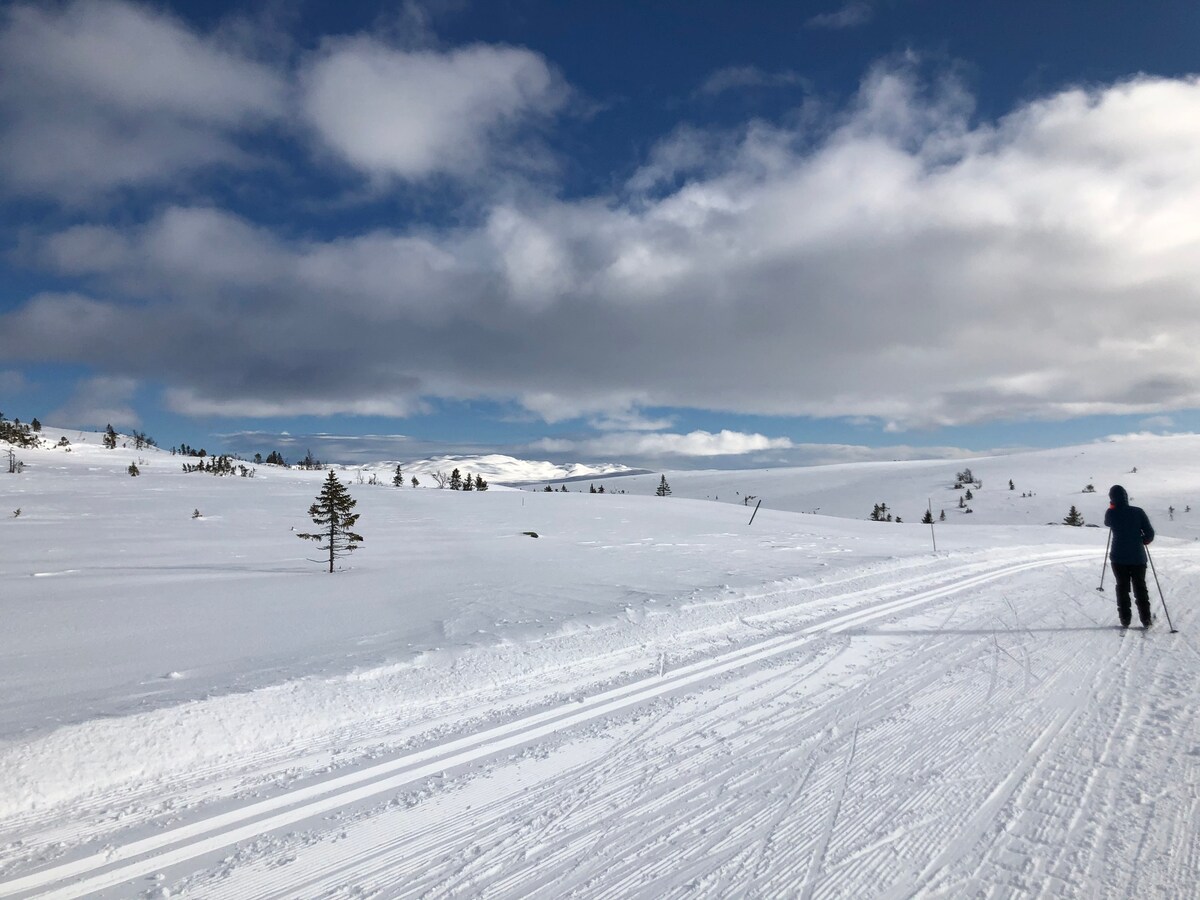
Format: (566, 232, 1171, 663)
(300, 37, 566, 181)
(0, 0, 286, 201)
(165, 388, 424, 419)
(8, 63, 1200, 430)
(698, 66, 809, 97)
(533, 430, 794, 459)
(808, 2, 874, 30)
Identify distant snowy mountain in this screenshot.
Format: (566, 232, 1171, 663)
(359, 453, 646, 485)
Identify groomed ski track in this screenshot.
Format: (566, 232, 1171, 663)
(3, 546, 1198, 899)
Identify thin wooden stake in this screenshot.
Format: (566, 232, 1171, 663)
(928, 497, 937, 553)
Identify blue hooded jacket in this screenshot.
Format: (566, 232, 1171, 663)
(1104, 484, 1154, 565)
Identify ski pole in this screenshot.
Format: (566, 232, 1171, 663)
(1097, 529, 1111, 592)
(1144, 545, 1178, 633)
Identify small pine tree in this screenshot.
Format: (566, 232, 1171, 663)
(30, 418, 41, 432)
(393, 465, 404, 487)
(1009, 479, 1014, 490)
(965, 488, 974, 501)
(411, 475, 419, 488)
(462, 472, 474, 491)
(656, 475, 671, 497)
(297, 471, 364, 572)
(921, 509, 934, 524)
(474, 474, 488, 491)
(103, 424, 117, 449)
(449, 468, 463, 490)
(1063, 505, 1085, 527)
(127, 462, 140, 477)
(939, 509, 946, 521)
(598, 484, 605, 494)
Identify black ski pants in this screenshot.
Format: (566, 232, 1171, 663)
(1111, 562, 1151, 627)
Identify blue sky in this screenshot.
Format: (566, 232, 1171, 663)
(2, 0, 1200, 468)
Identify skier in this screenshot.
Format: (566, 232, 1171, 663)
(1104, 485, 1155, 629)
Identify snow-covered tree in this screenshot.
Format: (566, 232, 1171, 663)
(656, 475, 672, 497)
(449, 469, 463, 490)
(103, 424, 117, 449)
(1063, 505, 1085, 527)
(392, 465, 404, 487)
(474, 474, 488, 491)
(297, 471, 364, 573)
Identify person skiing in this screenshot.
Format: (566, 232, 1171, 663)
(1104, 485, 1155, 628)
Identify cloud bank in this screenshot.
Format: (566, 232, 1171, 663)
(3, 3, 1200, 448)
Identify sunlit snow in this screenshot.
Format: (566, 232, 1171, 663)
(1, 429, 1198, 897)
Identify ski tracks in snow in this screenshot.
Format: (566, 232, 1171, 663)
(4, 547, 1200, 898)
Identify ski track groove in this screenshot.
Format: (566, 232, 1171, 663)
(238, 561, 1185, 897)
(0, 552, 1013, 854)
(11, 547, 1200, 899)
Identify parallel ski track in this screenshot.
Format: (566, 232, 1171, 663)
(0, 548, 1098, 898)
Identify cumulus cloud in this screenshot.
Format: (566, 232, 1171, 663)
(6, 62, 1200, 431)
(0, 0, 286, 201)
(300, 36, 566, 181)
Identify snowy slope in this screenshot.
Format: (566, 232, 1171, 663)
(1, 430, 1198, 898)
(357, 453, 642, 486)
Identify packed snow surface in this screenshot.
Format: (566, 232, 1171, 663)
(1, 430, 1199, 898)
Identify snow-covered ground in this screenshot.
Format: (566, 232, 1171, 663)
(1, 430, 1198, 898)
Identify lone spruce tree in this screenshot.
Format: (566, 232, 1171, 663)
(656, 475, 671, 496)
(1062, 505, 1085, 527)
(298, 471, 363, 572)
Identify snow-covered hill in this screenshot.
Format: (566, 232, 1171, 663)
(1, 429, 1198, 898)
(360, 453, 644, 486)
(625, 432, 1200, 539)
